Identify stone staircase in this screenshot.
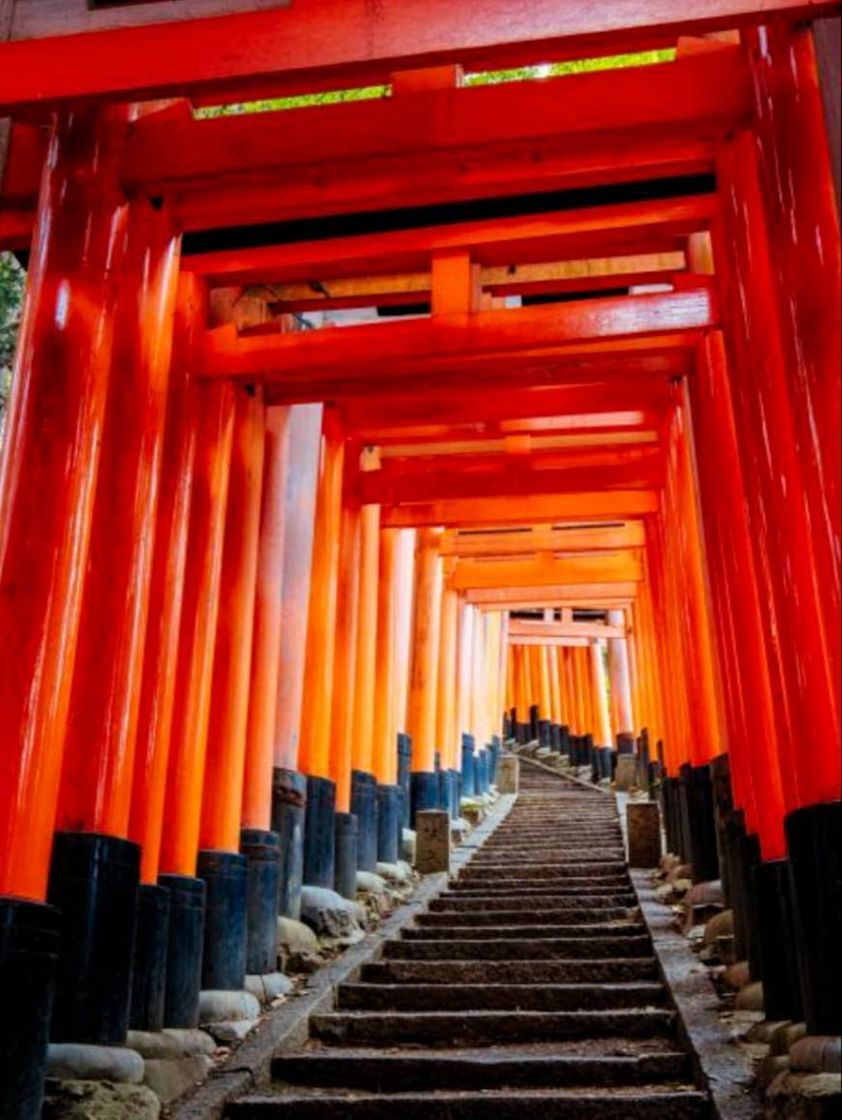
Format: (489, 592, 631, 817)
(227, 761, 712, 1118)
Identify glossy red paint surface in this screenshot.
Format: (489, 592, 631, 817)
(0, 108, 128, 901)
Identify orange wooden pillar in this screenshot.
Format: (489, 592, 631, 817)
(512, 644, 528, 742)
(455, 600, 477, 789)
(590, 640, 613, 748)
(198, 386, 266, 989)
(536, 643, 552, 745)
(49, 188, 180, 1045)
(548, 645, 563, 733)
(330, 499, 362, 897)
(607, 610, 634, 743)
(393, 528, 416, 738)
(0, 105, 131, 1111)
(372, 527, 401, 861)
(298, 412, 344, 888)
(241, 405, 290, 834)
(436, 581, 459, 788)
(270, 403, 322, 919)
(561, 646, 577, 734)
(406, 527, 443, 817)
(158, 380, 235, 1024)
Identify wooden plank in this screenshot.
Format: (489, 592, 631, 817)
(508, 619, 626, 639)
(0, 1, 833, 110)
(381, 490, 659, 528)
(466, 581, 639, 606)
(452, 552, 643, 590)
(441, 523, 646, 556)
(202, 288, 715, 390)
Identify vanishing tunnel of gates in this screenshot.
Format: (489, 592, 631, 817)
(0, 3, 839, 1118)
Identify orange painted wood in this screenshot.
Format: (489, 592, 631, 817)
(0, 107, 128, 900)
(131, 277, 202, 883)
(273, 404, 322, 771)
(351, 490, 380, 776)
(241, 405, 290, 831)
(329, 503, 361, 813)
(508, 619, 626, 640)
(58, 197, 180, 839)
(1, 1, 827, 110)
(406, 528, 444, 773)
(203, 289, 715, 390)
(393, 529, 417, 737)
(452, 553, 643, 591)
(297, 415, 345, 780)
(159, 382, 235, 876)
(455, 601, 476, 742)
(372, 528, 399, 784)
(436, 584, 459, 770)
(200, 387, 266, 853)
(383, 490, 658, 528)
(441, 524, 645, 558)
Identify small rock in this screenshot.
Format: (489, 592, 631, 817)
(143, 1055, 214, 1103)
(401, 828, 416, 864)
(672, 877, 693, 896)
(771, 1022, 808, 1057)
(735, 980, 765, 1012)
(757, 1054, 791, 1091)
(198, 990, 261, 1024)
(126, 1029, 216, 1061)
(244, 971, 294, 1004)
(356, 870, 389, 895)
(46, 1043, 144, 1084)
(654, 884, 675, 903)
(660, 853, 681, 875)
(667, 862, 693, 885)
(747, 1020, 793, 1045)
(686, 880, 723, 908)
(277, 916, 319, 955)
(376, 860, 413, 886)
(42, 1080, 160, 1120)
(724, 960, 751, 991)
(766, 1069, 842, 1109)
(204, 1019, 259, 1044)
(300, 885, 365, 940)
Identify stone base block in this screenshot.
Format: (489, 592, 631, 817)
(244, 971, 293, 1004)
(126, 1029, 215, 1061)
(198, 990, 260, 1025)
(615, 754, 639, 790)
(497, 755, 519, 793)
(204, 1019, 259, 1045)
(143, 1054, 214, 1103)
(626, 802, 662, 868)
(414, 810, 450, 874)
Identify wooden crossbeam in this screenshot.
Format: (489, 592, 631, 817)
(203, 288, 715, 396)
(466, 581, 638, 606)
(381, 490, 659, 528)
(452, 552, 643, 590)
(440, 522, 645, 556)
(0, 2, 830, 111)
(508, 619, 626, 639)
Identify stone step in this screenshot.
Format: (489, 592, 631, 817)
(438, 888, 636, 902)
(336, 982, 667, 1012)
(359, 958, 659, 985)
(418, 906, 633, 924)
(402, 923, 646, 941)
(229, 1087, 710, 1119)
(271, 1047, 691, 1090)
(309, 1008, 678, 1047)
(430, 895, 635, 910)
(384, 935, 653, 960)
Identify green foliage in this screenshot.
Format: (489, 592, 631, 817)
(0, 251, 24, 416)
(194, 49, 674, 118)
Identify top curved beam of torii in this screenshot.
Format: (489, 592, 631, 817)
(0, 0, 836, 111)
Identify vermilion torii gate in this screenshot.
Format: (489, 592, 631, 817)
(0, 3, 839, 1117)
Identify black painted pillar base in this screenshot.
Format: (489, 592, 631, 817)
(786, 800, 841, 1036)
(448, 769, 461, 819)
(410, 771, 440, 827)
(397, 733, 412, 829)
(754, 858, 804, 1023)
(240, 829, 280, 976)
(489, 736, 502, 783)
(130, 883, 170, 1031)
(515, 722, 528, 745)
(617, 731, 636, 754)
(351, 770, 378, 872)
(502, 713, 513, 740)
(334, 813, 358, 901)
(377, 784, 400, 864)
(661, 777, 681, 855)
(0, 897, 60, 1120)
(159, 873, 205, 1028)
(271, 767, 306, 920)
(558, 725, 570, 756)
(461, 734, 476, 797)
(709, 754, 735, 908)
(303, 775, 336, 889)
(685, 763, 720, 884)
(739, 829, 764, 982)
(47, 831, 140, 1045)
(197, 849, 247, 992)
(549, 723, 562, 751)
(538, 719, 551, 747)
(437, 767, 449, 812)
(528, 704, 540, 742)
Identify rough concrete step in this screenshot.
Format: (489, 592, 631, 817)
(469, 853, 626, 863)
(402, 923, 646, 941)
(359, 958, 659, 985)
(309, 1008, 678, 1047)
(384, 935, 653, 960)
(336, 982, 667, 1012)
(229, 1088, 710, 1119)
(418, 906, 633, 924)
(459, 865, 628, 880)
(438, 887, 636, 901)
(271, 1048, 692, 1090)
